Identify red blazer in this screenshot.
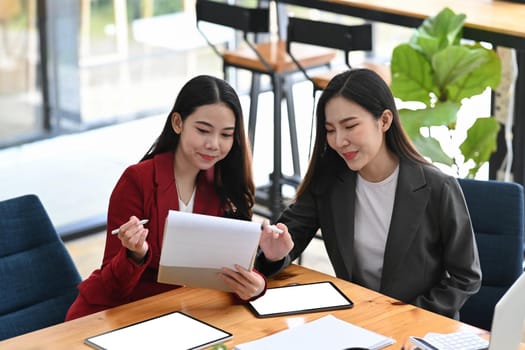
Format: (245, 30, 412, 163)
(66, 152, 223, 320)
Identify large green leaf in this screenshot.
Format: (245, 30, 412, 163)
(446, 46, 502, 101)
(413, 134, 454, 166)
(390, 7, 501, 178)
(412, 7, 465, 59)
(399, 102, 459, 167)
(399, 102, 460, 135)
(460, 117, 500, 165)
(398, 108, 421, 139)
(390, 44, 438, 104)
(432, 46, 490, 95)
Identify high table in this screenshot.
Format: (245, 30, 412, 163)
(266, 0, 525, 214)
(0, 264, 497, 350)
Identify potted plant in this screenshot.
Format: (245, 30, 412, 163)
(390, 7, 501, 178)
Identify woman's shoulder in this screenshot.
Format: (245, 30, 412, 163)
(120, 158, 154, 179)
(120, 152, 173, 183)
(310, 161, 353, 194)
(401, 159, 459, 191)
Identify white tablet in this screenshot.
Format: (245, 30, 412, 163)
(248, 281, 354, 318)
(84, 311, 232, 350)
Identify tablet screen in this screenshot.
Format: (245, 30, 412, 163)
(248, 281, 353, 318)
(84, 311, 232, 350)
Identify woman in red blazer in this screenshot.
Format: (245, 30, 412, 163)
(66, 75, 293, 320)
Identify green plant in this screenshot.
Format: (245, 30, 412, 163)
(390, 7, 501, 178)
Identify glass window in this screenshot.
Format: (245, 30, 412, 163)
(78, 0, 222, 125)
(0, 0, 43, 147)
(0, 0, 225, 148)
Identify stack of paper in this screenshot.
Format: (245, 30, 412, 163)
(158, 211, 261, 292)
(234, 314, 395, 350)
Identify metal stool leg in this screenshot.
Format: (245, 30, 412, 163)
(270, 73, 284, 222)
(248, 73, 261, 151)
(284, 78, 301, 178)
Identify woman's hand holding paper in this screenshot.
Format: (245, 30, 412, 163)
(219, 265, 266, 300)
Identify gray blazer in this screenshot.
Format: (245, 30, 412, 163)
(256, 159, 482, 318)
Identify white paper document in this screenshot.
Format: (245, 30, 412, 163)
(234, 314, 395, 350)
(84, 311, 232, 350)
(158, 210, 261, 291)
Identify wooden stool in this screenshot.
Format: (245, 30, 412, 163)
(287, 17, 391, 91)
(196, 0, 336, 220)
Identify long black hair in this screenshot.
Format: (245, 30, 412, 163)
(142, 75, 254, 220)
(297, 68, 429, 198)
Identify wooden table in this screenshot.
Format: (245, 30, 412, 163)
(278, 0, 525, 43)
(275, 0, 525, 186)
(0, 264, 491, 349)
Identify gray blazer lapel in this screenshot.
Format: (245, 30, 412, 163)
(331, 169, 357, 277)
(381, 161, 430, 288)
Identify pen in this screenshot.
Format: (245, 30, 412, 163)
(261, 223, 284, 234)
(111, 219, 149, 235)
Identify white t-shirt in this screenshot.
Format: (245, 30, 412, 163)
(178, 187, 196, 213)
(352, 165, 399, 291)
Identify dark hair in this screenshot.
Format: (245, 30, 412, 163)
(142, 75, 254, 220)
(297, 68, 429, 198)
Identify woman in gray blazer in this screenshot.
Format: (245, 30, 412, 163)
(256, 69, 482, 319)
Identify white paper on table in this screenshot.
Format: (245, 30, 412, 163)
(158, 210, 261, 291)
(234, 314, 395, 350)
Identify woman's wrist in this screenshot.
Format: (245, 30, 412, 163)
(264, 252, 286, 263)
(249, 269, 267, 301)
(127, 248, 148, 265)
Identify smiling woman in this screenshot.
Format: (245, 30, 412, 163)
(63, 75, 278, 321)
(255, 68, 482, 320)
(171, 102, 236, 204)
(324, 95, 396, 182)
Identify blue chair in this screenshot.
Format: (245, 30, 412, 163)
(458, 178, 524, 330)
(0, 194, 81, 340)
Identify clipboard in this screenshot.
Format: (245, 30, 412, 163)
(158, 210, 261, 292)
(247, 281, 354, 318)
(84, 311, 232, 350)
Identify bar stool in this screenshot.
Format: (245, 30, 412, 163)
(287, 17, 391, 91)
(286, 17, 391, 159)
(286, 17, 391, 90)
(196, 0, 336, 220)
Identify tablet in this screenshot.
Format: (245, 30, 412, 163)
(248, 281, 353, 318)
(84, 311, 232, 350)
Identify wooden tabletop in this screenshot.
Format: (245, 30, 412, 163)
(0, 264, 493, 349)
(278, 0, 525, 47)
(330, 0, 525, 38)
